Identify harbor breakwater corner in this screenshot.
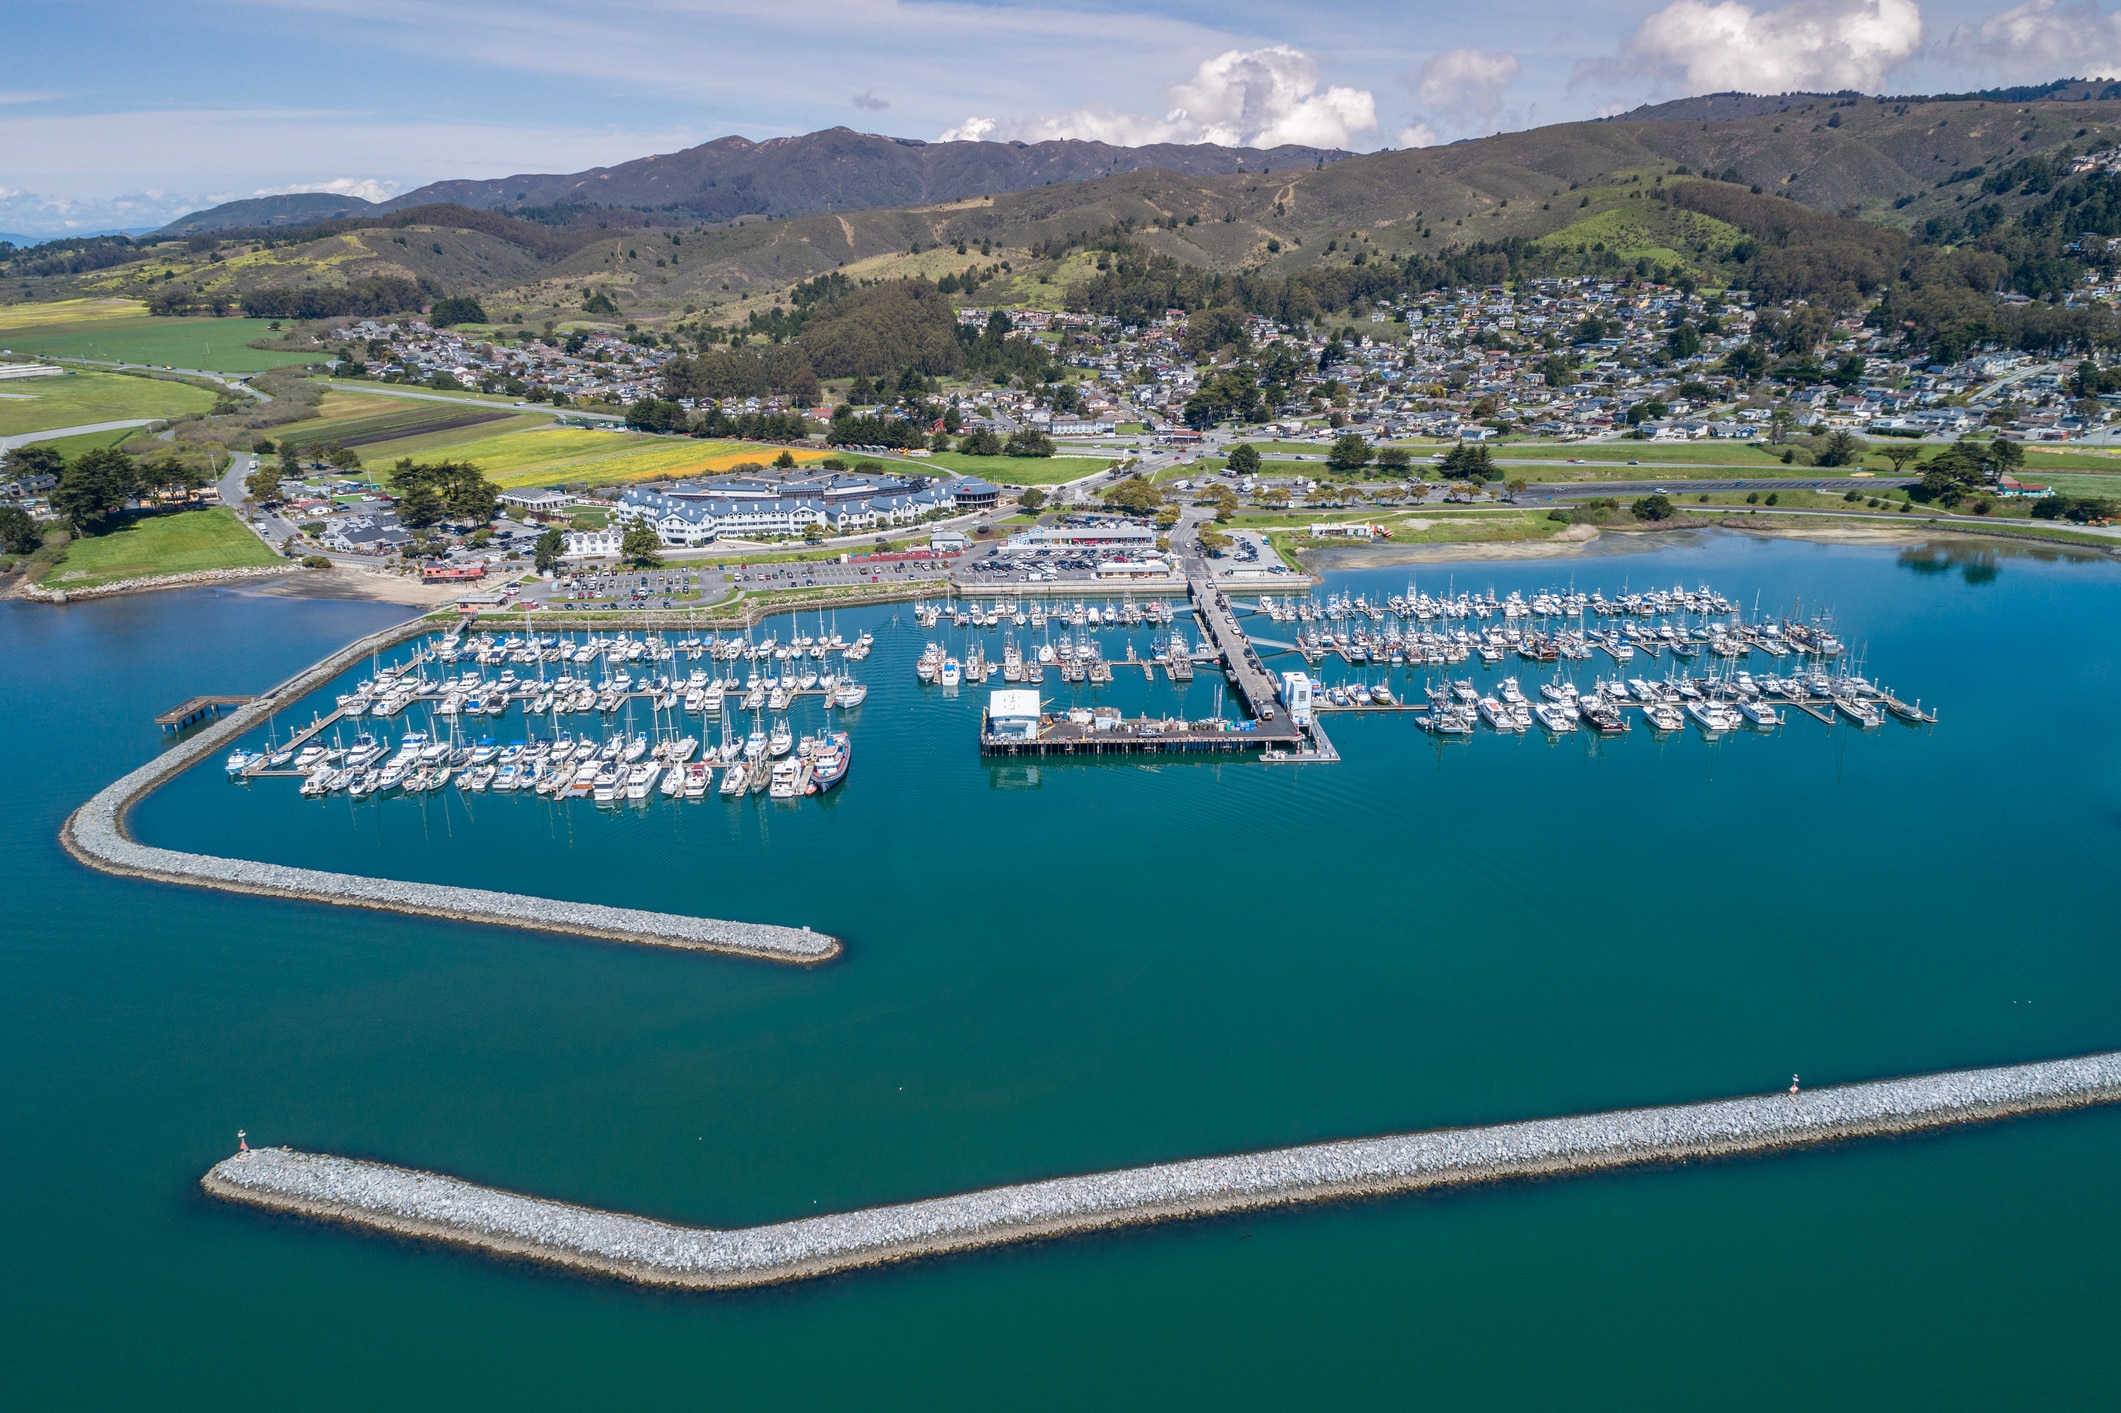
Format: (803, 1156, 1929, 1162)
(201, 1051, 2121, 1291)
(58, 616, 838, 965)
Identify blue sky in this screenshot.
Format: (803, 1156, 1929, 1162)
(3, 0, 2115, 237)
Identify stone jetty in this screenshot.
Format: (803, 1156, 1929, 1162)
(61, 615, 838, 965)
(203, 1050, 2121, 1290)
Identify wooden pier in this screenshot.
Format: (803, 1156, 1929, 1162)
(154, 695, 253, 733)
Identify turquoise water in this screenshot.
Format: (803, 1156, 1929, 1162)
(7, 531, 2121, 1408)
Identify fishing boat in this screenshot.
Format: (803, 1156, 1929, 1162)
(940, 656, 963, 688)
(768, 718, 794, 757)
(834, 676, 868, 708)
(1739, 699, 1783, 727)
(811, 731, 851, 792)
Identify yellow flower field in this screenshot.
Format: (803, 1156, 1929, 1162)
(356, 425, 839, 489)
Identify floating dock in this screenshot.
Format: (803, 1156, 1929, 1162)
(203, 1049, 2121, 1291)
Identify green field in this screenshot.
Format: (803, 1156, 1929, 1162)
(1267, 510, 1562, 556)
(1491, 441, 1790, 466)
(320, 379, 568, 410)
(276, 390, 534, 452)
(348, 425, 838, 489)
(38, 508, 280, 589)
(2019, 448, 2121, 471)
(0, 313, 323, 372)
(2009, 470, 2121, 496)
(28, 426, 155, 460)
(343, 414, 555, 461)
(903, 450, 1116, 485)
(0, 370, 218, 437)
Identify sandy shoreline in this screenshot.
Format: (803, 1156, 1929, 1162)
(242, 566, 472, 606)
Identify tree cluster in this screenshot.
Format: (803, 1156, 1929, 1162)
(239, 276, 427, 321)
(385, 457, 500, 527)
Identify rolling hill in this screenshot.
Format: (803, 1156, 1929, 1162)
(12, 79, 2120, 359)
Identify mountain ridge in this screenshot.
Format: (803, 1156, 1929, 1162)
(156, 127, 1351, 236)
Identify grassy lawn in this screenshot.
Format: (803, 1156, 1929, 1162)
(345, 425, 837, 489)
(2019, 448, 2121, 472)
(0, 298, 148, 330)
(37, 507, 280, 589)
(1674, 487, 1962, 515)
(0, 370, 218, 437)
(1, 312, 323, 372)
(1493, 441, 1792, 467)
(1267, 511, 1562, 557)
(2007, 470, 2121, 496)
(901, 450, 1116, 485)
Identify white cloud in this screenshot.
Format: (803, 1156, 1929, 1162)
(1414, 48, 1519, 125)
(939, 45, 1377, 150)
(1599, 0, 1924, 93)
(1395, 122, 1444, 147)
(0, 106, 694, 236)
(252, 177, 401, 203)
(1948, 1, 2121, 80)
(0, 187, 195, 236)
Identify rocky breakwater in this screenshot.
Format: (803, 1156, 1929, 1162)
(203, 1050, 2121, 1289)
(60, 616, 837, 966)
(16, 564, 298, 604)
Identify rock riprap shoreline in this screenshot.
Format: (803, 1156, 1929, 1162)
(61, 616, 838, 965)
(203, 1050, 2121, 1289)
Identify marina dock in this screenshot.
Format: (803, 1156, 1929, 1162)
(202, 1049, 2121, 1291)
(65, 618, 839, 964)
(972, 570, 1329, 758)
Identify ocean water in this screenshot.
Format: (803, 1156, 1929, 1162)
(6, 530, 2120, 1409)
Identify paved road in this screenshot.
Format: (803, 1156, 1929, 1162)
(0, 418, 160, 451)
(1526, 477, 1916, 500)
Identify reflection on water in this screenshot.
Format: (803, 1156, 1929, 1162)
(1896, 535, 2103, 586)
(1899, 544, 2001, 585)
